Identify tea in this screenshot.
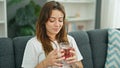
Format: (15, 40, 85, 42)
(63, 47, 74, 59)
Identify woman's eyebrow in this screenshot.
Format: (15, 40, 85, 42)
(50, 17, 55, 18)
(50, 16, 64, 18)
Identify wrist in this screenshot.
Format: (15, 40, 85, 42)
(71, 62, 79, 68)
(75, 63, 79, 68)
(42, 59, 48, 68)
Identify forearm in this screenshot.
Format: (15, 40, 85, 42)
(35, 60, 48, 68)
(71, 61, 83, 68)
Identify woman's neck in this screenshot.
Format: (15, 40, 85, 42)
(50, 36, 56, 41)
(47, 32, 56, 41)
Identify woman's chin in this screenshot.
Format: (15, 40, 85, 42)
(54, 32, 59, 34)
(53, 31, 59, 34)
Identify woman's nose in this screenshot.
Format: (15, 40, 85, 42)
(54, 20, 59, 26)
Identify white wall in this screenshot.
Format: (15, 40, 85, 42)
(101, 0, 120, 29)
(113, 0, 120, 28)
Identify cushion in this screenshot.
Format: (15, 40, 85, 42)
(87, 29, 108, 68)
(105, 29, 120, 68)
(0, 38, 15, 68)
(69, 30, 93, 68)
(13, 36, 32, 68)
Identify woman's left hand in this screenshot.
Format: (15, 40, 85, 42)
(65, 48, 77, 64)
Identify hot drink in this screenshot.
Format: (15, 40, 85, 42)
(62, 47, 74, 59)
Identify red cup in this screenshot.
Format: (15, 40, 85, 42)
(63, 47, 74, 59)
(59, 42, 74, 59)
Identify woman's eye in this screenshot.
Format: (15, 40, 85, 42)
(49, 19, 55, 22)
(59, 20, 63, 22)
(50, 20, 54, 22)
(59, 19, 63, 22)
(49, 18, 63, 22)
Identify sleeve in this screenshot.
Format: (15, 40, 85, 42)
(21, 39, 39, 68)
(68, 35, 83, 61)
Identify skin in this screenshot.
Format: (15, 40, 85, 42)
(46, 10, 64, 41)
(36, 10, 83, 68)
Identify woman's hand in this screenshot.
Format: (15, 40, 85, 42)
(62, 48, 83, 68)
(43, 49, 65, 67)
(65, 48, 77, 64)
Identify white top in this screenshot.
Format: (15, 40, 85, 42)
(21, 35, 83, 68)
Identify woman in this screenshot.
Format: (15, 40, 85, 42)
(22, 1, 83, 68)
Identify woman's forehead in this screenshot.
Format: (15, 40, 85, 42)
(50, 10, 64, 18)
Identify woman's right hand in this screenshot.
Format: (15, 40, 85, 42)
(43, 49, 65, 67)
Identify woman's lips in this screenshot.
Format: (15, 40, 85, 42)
(53, 28, 59, 31)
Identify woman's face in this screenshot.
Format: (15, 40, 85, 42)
(46, 10, 64, 36)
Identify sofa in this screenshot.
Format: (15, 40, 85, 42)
(0, 29, 108, 68)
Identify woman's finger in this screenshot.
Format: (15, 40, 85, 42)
(70, 50, 76, 55)
(67, 59, 77, 64)
(66, 55, 77, 64)
(54, 62, 63, 67)
(49, 49, 58, 55)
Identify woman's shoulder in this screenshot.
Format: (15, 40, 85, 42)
(28, 36, 37, 42)
(25, 36, 44, 55)
(67, 35, 75, 42)
(67, 35, 74, 39)
(26, 36, 43, 50)
(27, 36, 41, 45)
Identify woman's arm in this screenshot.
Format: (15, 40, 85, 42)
(36, 49, 65, 68)
(68, 36, 83, 68)
(35, 59, 48, 68)
(71, 61, 83, 68)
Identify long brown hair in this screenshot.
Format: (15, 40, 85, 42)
(36, 1, 68, 56)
